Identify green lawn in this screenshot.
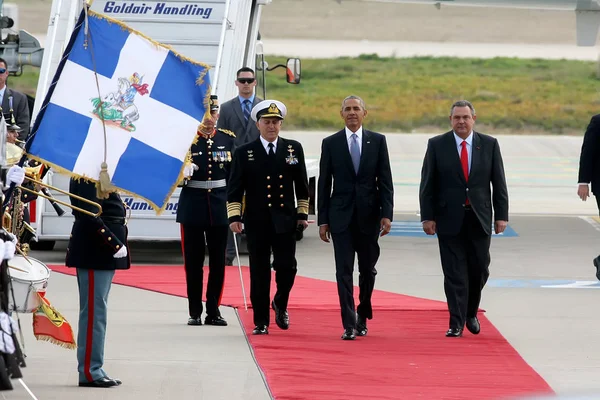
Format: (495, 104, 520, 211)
(13, 55, 600, 134)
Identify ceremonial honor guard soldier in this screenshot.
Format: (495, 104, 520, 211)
(66, 179, 128, 388)
(177, 95, 235, 326)
(227, 100, 310, 335)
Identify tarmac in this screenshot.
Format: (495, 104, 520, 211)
(9, 2, 600, 399)
(2, 132, 600, 400)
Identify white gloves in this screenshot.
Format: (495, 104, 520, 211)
(2, 233, 16, 260)
(113, 245, 128, 258)
(183, 163, 198, 178)
(6, 165, 25, 186)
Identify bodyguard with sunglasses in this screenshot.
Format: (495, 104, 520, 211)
(0, 57, 30, 140)
(217, 67, 263, 149)
(217, 67, 263, 265)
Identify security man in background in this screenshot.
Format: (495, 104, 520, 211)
(227, 100, 309, 335)
(177, 95, 235, 326)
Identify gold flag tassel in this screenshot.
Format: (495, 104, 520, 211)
(83, 4, 113, 199)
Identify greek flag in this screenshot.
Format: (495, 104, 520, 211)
(28, 8, 211, 212)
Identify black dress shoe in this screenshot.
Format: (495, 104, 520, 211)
(252, 325, 269, 335)
(225, 258, 234, 266)
(271, 300, 289, 330)
(187, 317, 202, 326)
(104, 376, 122, 386)
(466, 317, 480, 335)
(594, 256, 600, 281)
(205, 315, 228, 326)
(341, 328, 356, 340)
(356, 315, 368, 336)
(445, 328, 463, 337)
(79, 377, 120, 388)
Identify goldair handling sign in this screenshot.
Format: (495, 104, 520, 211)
(98, 1, 217, 18)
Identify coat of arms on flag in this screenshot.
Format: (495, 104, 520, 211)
(27, 6, 212, 212)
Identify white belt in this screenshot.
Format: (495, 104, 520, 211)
(185, 179, 226, 189)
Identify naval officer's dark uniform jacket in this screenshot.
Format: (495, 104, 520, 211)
(227, 136, 309, 327)
(176, 127, 235, 319)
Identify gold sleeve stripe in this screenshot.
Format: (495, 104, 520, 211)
(227, 202, 242, 218)
(297, 199, 310, 215)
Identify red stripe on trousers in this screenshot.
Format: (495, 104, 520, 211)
(84, 270, 95, 382)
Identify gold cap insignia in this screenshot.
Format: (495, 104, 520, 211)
(268, 103, 280, 115)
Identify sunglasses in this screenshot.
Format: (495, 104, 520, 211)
(237, 78, 255, 84)
(0, 68, 6, 74)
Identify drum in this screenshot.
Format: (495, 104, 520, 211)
(7, 256, 50, 313)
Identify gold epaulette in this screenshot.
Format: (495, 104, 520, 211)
(218, 128, 236, 138)
(297, 199, 310, 215)
(227, 201, 242, 218)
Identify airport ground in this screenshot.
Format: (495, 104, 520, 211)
(2, 132, 600, 399)
(6, 2, 600, 399)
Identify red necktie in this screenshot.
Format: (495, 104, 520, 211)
(461, 141, 469, 204)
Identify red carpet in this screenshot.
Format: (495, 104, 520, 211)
(49, 264, 553, 400)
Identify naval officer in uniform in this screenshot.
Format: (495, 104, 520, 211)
(177, 95, 235, 326)
(227, 100, 310, 335)
(66, 178, 128, 388)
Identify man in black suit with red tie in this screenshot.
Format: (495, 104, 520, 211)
(317, 95, 394, 341)
(576, 114, 600, 280)
(419, 100, 509, 338)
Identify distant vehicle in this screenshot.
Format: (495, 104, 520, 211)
(0, 1, 44, 75)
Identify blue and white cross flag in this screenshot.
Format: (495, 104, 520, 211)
(27, 7, 211, 213)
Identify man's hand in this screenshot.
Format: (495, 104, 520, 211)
(183, 163, 198, 178)
(6, 165, 25, 186)
(297, 220, 309, 231)
(422, 220, 436, 235)
(494, 220, 508, 234)
(230, 222, 243, 234)
(319, 224, 331, 243)
(113, 246, 128, 259)
(380, 218, 392, 237)
(578, 184, 590, 201)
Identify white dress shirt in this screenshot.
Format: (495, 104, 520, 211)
(345, 126, 363, 154)
(0, 86, 6, 108)
(453, 131, 473, 174)
(260, 135, 277, 154)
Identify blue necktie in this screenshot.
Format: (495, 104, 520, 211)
(243, 100, 251, 121)
(350, 133, 360, 174)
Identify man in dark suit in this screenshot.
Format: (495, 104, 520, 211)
(227, 100, 309, 335)
(0, 57, 30, 140)
(177, 95, 234, 326)
(577, 114, 600, 280)
(317, 95, 394, 341)
(419, 100, 509, 338)
(217, 67, 263, 266)
(66, 179, 129, 388)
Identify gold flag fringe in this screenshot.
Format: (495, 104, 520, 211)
(33, 333, 77, 350)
